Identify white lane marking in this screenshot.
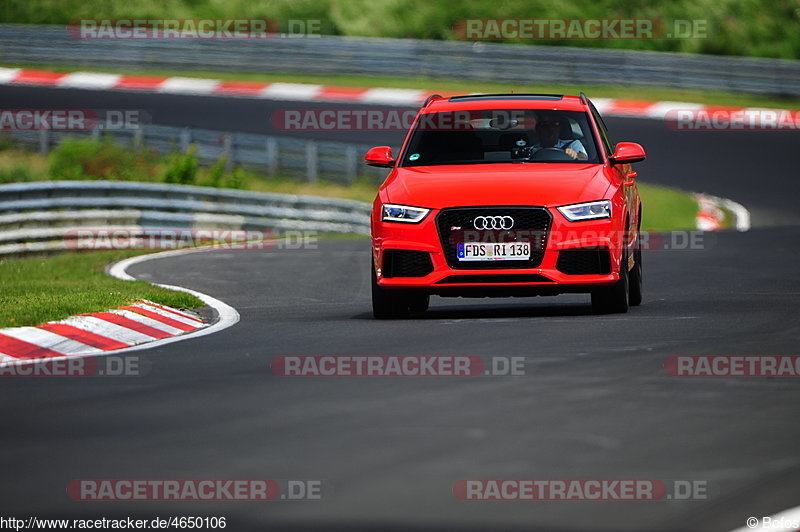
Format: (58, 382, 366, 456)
(0, 67, 21, 83)
(106, 247, 240, 355)
(158, 77, 221, 95)
(0, 327, 102, 356)
(129, 302, 202, 327)
(720, 197, 752, 232)
(729, 504, 800, 531)
(105, 309, 185, 335)
(259, 83, 322, 100)
(360, 88, 427, 105)
(58, 71, 122, 89)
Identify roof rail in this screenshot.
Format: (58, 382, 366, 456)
(422, 94, 443, 107)
(579, 92, 588, 104)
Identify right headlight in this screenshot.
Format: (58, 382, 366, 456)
(381, 204, 430, 223)
(557, 200, 612, 221)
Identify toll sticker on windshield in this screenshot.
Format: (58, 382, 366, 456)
(409, 153, 420, 161)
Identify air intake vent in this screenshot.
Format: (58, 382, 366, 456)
(382, 250, 434, 278)
(556, 248, 611, 275)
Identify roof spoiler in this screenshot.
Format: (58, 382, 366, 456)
(422, 94, 443, 108)
(448, 93, 563, 100)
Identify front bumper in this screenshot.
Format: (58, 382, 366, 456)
(372, 206, 625, 297)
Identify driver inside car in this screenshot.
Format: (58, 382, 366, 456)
(530, 114, 588, 160)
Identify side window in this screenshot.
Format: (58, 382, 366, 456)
(589, 101, 614, 156)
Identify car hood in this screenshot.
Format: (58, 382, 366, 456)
(384, 164, 613, 209)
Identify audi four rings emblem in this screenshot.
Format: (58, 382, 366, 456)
(473, 216, 515, 230)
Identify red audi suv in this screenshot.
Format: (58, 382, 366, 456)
(366, 93, 646, 318)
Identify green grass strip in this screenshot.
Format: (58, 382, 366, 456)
(0, 250, 203, 328)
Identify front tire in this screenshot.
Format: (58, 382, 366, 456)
(628, 239, 643, 307)
(591, 249, 630, 314)
(407, 293, 430, 313)
(372, 262, 410, 319)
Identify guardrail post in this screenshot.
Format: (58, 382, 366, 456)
(180, 127, 191, 152)
(345, 145, 358, 184)
(133, 127, 143, 149)
(222, 134, 233, 172)
(265, 137, 278, 176)
(306, 140, 318, 183)
(38, 129, 49, 156)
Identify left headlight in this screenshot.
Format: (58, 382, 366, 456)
(557, 200, 612, 221)
(381, 204, 430, 223)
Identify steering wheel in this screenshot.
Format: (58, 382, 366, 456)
(530, 147, 574, 161)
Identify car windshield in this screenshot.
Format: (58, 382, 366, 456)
(400, 109, 600, 166)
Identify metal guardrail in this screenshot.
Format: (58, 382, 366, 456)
(1, 24, 798, 96)
(4, 125, 389, 185)
(0, 181, 372, 257)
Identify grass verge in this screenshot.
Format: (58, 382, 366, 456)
(0, 250, 203, 328)
(638, 182, 702, 232)
(2, 62, 799, 111)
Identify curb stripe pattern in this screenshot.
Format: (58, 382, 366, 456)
(118, 305, 197, 331)
(0, 335, 63, 359)
(140, 302, 204, 323)
(0, 300, 206, 364)
(90, 312, 178, 339)
(0, 66, 782, 118)
(36, 323, 129, 350)
(694, 193, 751, 232)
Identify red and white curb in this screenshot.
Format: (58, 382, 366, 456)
(0, 67, 433, 106)
(0, 66, 787, 119)
(0, 247, 239, 367)
(694, 193, 751, 232)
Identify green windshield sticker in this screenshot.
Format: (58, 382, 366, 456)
(409, 153, 420, 161)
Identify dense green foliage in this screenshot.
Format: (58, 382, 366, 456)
(1, 0, 797, 58)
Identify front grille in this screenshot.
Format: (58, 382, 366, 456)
(556, 247, 611, 275)
(382, 249, 434, 278)
(436, 274, 552, 284)
(436, 207, 551, 269)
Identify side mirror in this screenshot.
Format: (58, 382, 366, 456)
(365, 146, 395, 168)
(610, 142, 646, 165)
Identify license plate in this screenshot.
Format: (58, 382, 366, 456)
(457, 242, 531, 261)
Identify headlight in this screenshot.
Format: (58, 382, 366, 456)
(381, 204, 430, 223)
(557, 200, 612, 221)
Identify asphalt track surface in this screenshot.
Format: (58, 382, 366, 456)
(2, 85, 800, 531)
